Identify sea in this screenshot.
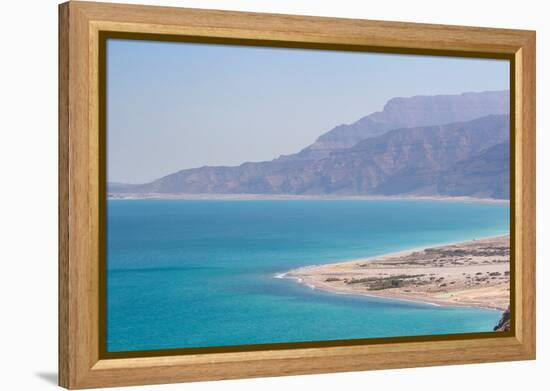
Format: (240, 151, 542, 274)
(106, 199, 510, 352)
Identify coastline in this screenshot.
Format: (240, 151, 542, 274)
(282, 235, 510, 311)
(108, 192, 509, 205)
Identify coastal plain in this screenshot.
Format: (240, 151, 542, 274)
(286, 235, 510, 311)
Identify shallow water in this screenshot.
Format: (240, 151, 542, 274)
(106, 199, 509, 352)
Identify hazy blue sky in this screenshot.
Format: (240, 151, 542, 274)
(107, 39, 509, 184)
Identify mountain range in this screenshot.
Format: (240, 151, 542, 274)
(109, 90, 511, 200)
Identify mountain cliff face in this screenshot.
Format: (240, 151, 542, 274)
(289, 90, 509, 160)
(312, 115, 509, 196)
(437, 141, 510, 199)
(126, 114, 509, 198)
(111, 91, 511, 199)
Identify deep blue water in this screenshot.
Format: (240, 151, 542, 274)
(106, 199, 509, 352)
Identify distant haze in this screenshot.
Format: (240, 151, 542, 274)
(107, 39, 509, 184)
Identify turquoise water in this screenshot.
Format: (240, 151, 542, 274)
(106, 199, 509, 352)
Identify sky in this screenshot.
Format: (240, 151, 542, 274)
(107, 39, 509, 184)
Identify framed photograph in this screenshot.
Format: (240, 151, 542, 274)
(59, 1, 536, 389)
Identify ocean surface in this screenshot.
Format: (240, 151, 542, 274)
(106, 199, 510, 352)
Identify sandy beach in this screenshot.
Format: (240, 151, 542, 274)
(284, 235, 510, 311)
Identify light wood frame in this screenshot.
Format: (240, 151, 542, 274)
(59, 1, 536, 389)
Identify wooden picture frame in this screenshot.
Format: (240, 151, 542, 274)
(59, 1, 536, 389)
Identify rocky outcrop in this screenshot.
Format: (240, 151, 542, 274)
(494, 307, 511, 331)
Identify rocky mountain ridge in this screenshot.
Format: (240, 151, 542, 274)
(109, 90, 511, 199)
